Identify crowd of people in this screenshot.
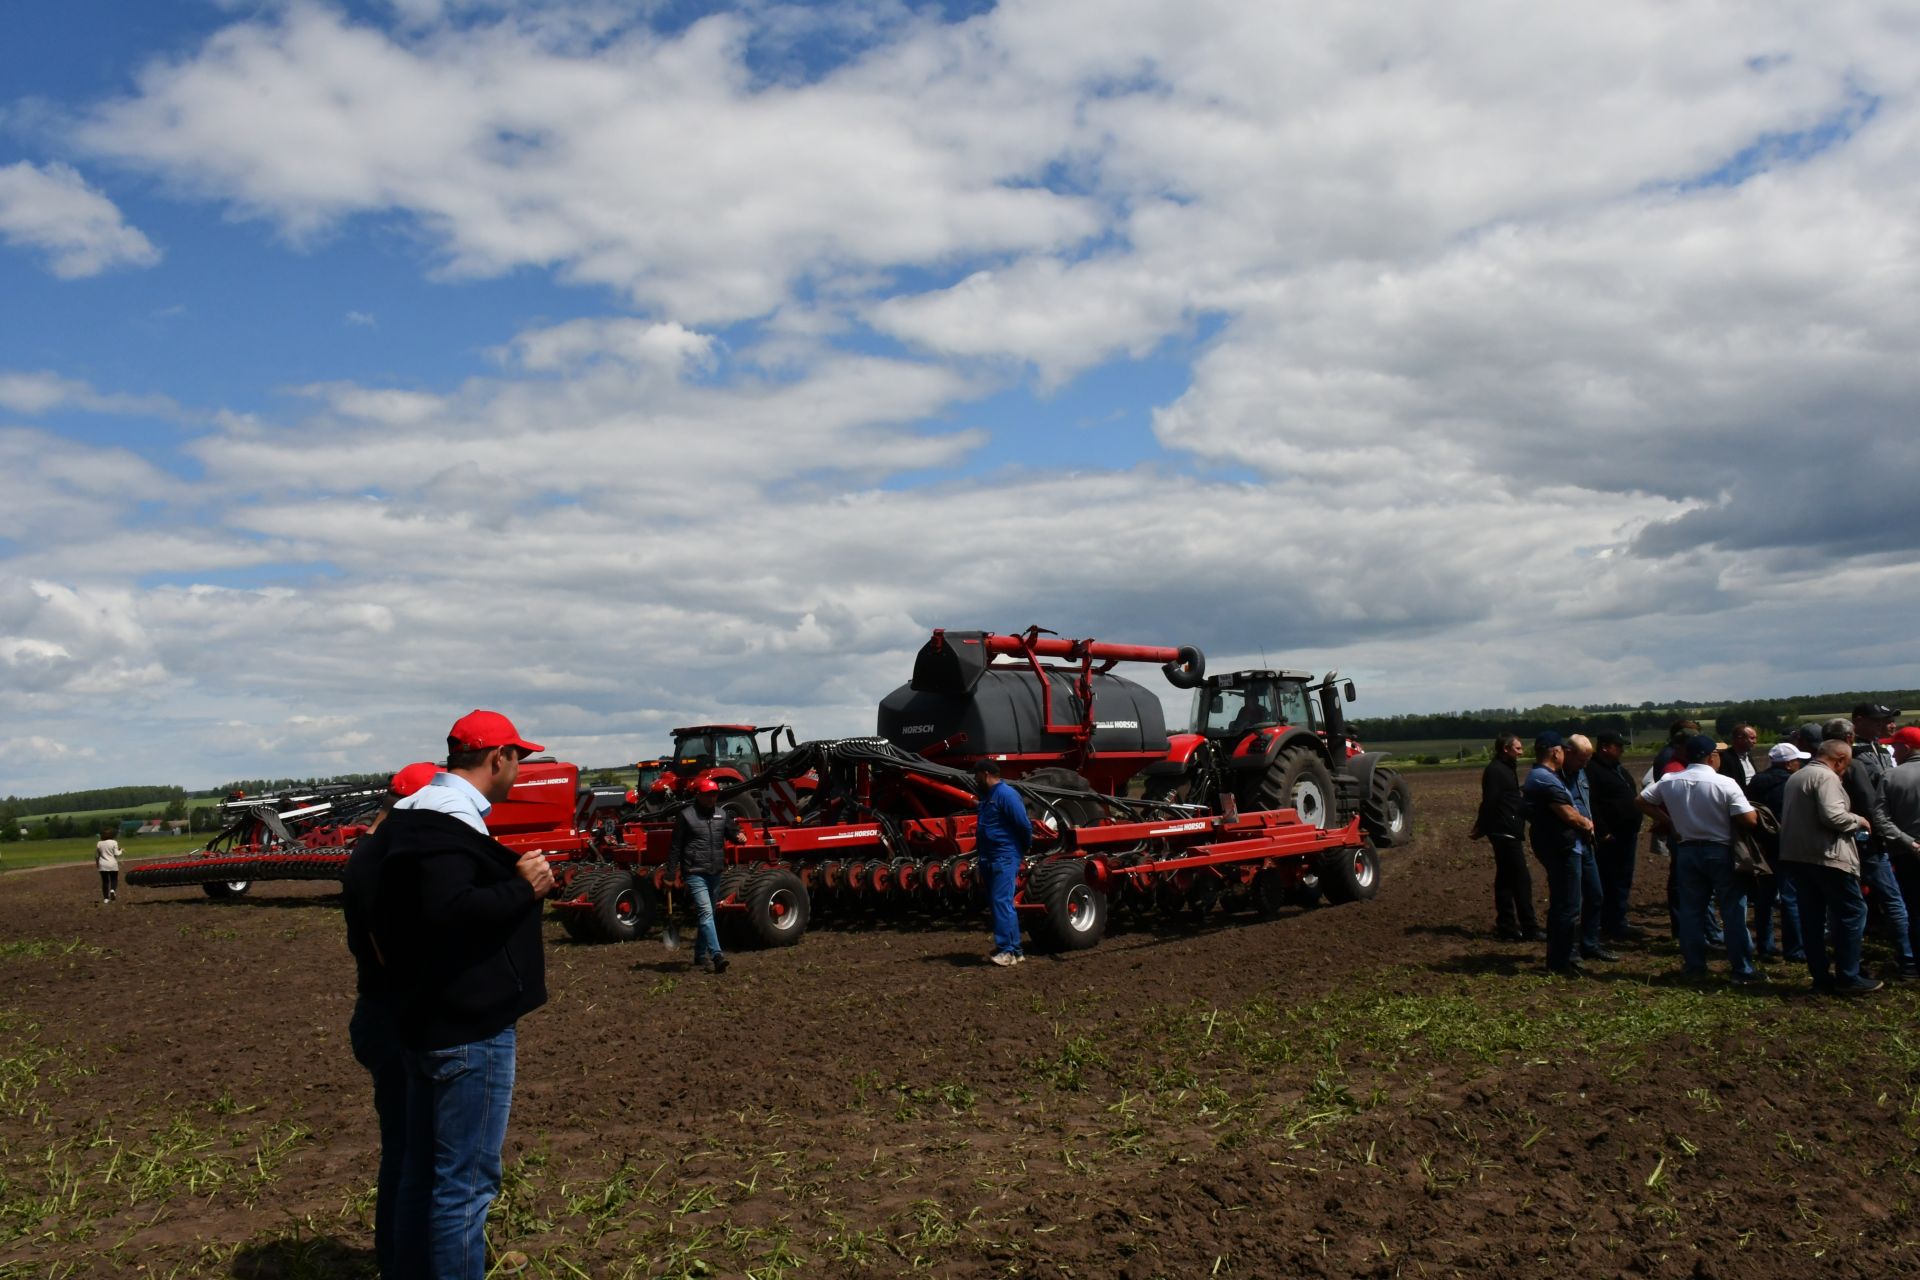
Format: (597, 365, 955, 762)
(1472, 702, 1920, 992)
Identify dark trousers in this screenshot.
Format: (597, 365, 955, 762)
(1532, 843, 1584, 970)
(98, 870, 118, 899)
(1488, 835, 1537, 936)
(1789, 862, 1867, 987)
(1594, 832, 1638, 938)
(349, 994, 410, 1280)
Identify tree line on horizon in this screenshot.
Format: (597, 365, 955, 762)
(1348, 689, 1920, 745)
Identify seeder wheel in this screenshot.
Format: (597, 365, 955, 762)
(745, 867, 810, 948)
(1318, 845, 1380, 904)
(1025, 858, 1108, 952)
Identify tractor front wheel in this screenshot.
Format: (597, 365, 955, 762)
(1253, 747, 1336, 827)
(745, 867, 810, 947)
(1026, 858, 1108, 952)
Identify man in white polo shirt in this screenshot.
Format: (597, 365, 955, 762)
(1637, 734, 1761, 982)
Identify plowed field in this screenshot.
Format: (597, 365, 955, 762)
(3, 767, 1917, 1278)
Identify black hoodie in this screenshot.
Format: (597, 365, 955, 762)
(350, 808, 547, 1050)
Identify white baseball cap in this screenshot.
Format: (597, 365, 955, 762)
(1769, 742, 1811, 763)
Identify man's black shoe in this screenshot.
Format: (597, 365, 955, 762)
(1581, 947, 1622, 962)
(1496, 927, 1525, 942)
(1523, 928, 1549, 942)
(711, 954, 730, 974)
(1607, 925, 1650, 941)
(1834, 977, 1883, 996)
(1731, 970, 1769, 986)
(1891, 963, 1920, 981)
(1547, 963, 1586, 978)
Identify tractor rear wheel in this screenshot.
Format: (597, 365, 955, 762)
(1363, 771, 1414, 847)
(589, 869, 653, 943)
(1025, 858, 1108, 952)
(725, 791, 762, 821)
(1318, 845, 1381, 904)
(745, 867, 810, 947)
(1023, 768, 1104, 830)
(202, 880, 252, 900)
(1253, 747, 1335, 827)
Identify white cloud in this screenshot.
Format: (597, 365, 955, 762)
(0, 160, 160, 278)
(6, 1, 1920, 792)
(0, 371, 182, 420)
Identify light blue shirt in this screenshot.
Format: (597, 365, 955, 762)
(393, 772, 491, 835)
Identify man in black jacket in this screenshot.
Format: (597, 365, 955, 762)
(342, 760, 438, 1280)
(1469, 733, 1540, 941)
(356, 710, 554, 1280)
(667, 778, 742, 973)
(1586, 732, 1646, 942)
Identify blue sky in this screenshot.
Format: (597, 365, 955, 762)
(3, 1, 1918, 793)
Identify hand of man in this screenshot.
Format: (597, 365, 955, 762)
(517, 850, 555, 897)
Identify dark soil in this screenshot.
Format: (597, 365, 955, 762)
(4, 767, 1918, 1277)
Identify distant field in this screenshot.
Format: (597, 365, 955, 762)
(0, 833, 206, 873)
(22, 796, 222, 825)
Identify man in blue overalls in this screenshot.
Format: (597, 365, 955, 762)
(972, 760, 1032, 967)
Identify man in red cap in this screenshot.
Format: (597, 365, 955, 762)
(363, 711, 554, 1279)
(666, 776, 742, 973)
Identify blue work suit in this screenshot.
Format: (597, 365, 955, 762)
(975, 779, 1033, 957)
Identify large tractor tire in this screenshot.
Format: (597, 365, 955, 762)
(202, 880, 253, 900)
(1023, 767, 1104, 830)
(745, 867, 810, 948)
(715, 865, 753, 946)
(1318, 845, 1381, 904)
(1025, 858, 1108, 952)
(725, 790, 762, 821)
(588, 868, 654, 943)
(1251, 746, 1336, 827)
(1362, 770, 1414, 848)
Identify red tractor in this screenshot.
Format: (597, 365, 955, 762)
(640, 724, 802, 818)
(1141, 668, 1413, 847)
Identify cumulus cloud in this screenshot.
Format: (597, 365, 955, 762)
(5, 1, 1919, 791)
(0, 160, 160, 278)
(0, 371, 182, 420)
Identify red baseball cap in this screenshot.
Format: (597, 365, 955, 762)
(389, 761, 440, 797)
(447, 710, 543, 755)
(1891, 726, 1920, 752)
(693, 777, 722, 794)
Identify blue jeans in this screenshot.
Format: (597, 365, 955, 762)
(981, 852, 1021, 956)
(1750, 866, 1802, 958)
(1594, 833, 1638, 939)
(400, 1026, 517, 1280)
(1672, 841, 1753, 977)
(1860, 852, 1914, 965)
(1891, 852, 1920, 965)
(1790, 863, 1868, 987)
(685, 871, 724, 964)
(350, 994, 413, 1280)
(1531, 843, 1584, 971)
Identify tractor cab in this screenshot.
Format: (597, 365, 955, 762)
(669, 726, 766, 779)
(1193, 671, 1316, 739)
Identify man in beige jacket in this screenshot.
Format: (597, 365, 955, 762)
(1779, 739, 1878, 994)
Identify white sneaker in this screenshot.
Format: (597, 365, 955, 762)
(1009, 953, 1026, 965)
(989, 951, 1016, 967)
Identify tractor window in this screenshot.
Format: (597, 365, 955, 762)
(714, 732, 759, 769)
(1198, 689, 1250, 737)
(675, 734, 716, 764)
(1271, 682, 1310, 728)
